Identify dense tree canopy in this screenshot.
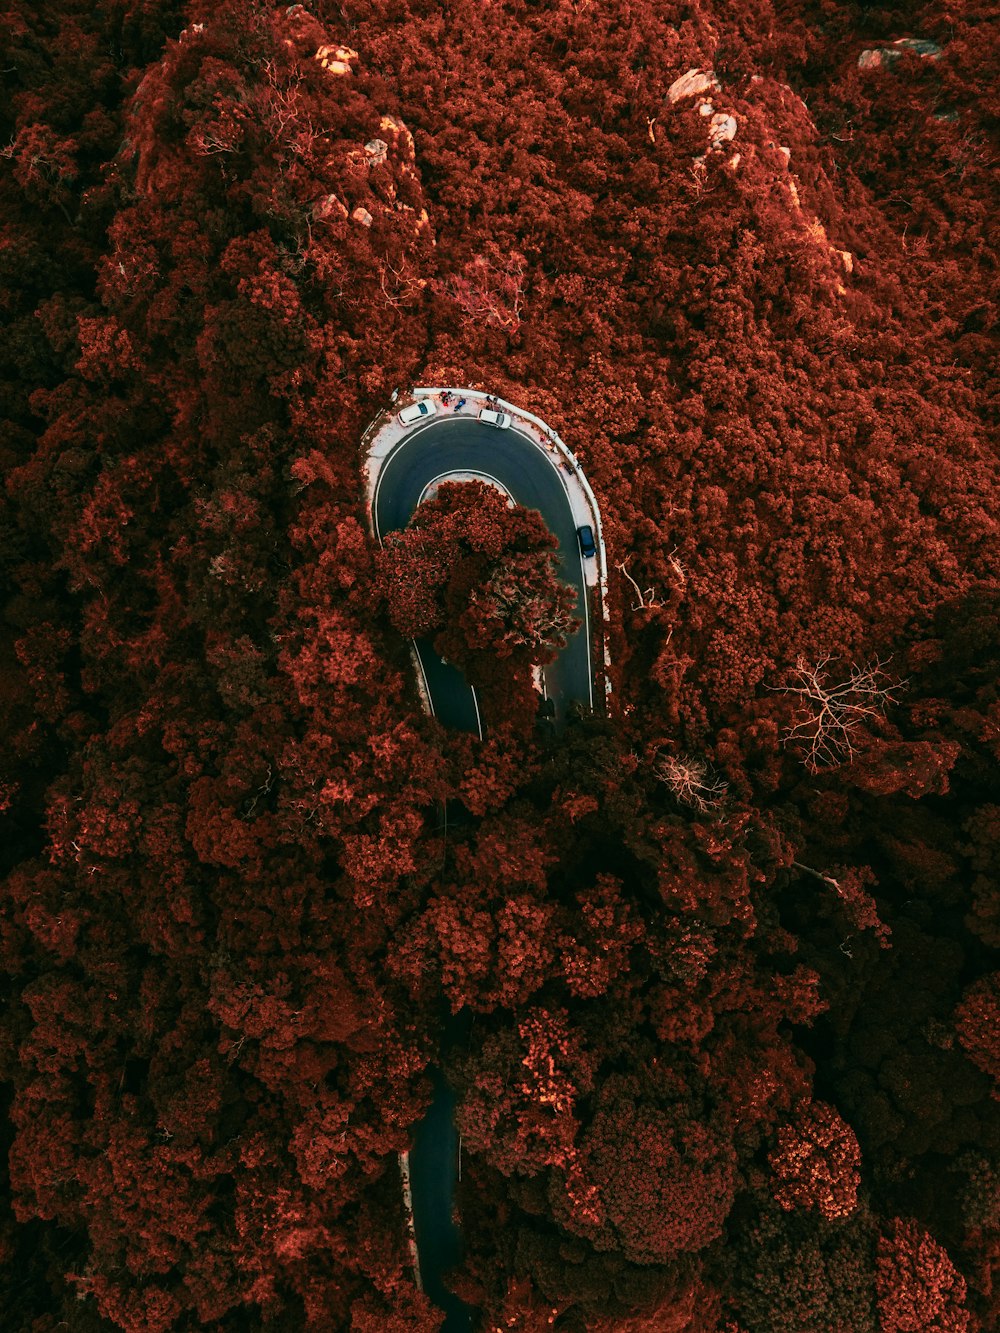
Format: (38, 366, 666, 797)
(1, 0, 997, 1328)
(376, 479, 580, 688)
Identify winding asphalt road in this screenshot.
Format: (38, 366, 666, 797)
(373, 413, 596, 1329)
(407, 1066, 467, 1328)
(372, 415, 594, 732)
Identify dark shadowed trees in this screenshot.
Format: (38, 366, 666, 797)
(1, 0, 998, 1327)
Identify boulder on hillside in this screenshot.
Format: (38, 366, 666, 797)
(378, 114, 416, 164)
(313, 193, 348, 221)
(858, 37, 942, 70)
(894, 37, 943, 57)
(667, 68, 719, 103)
(708, 113, 737, 148)
(316, 43, 358, 75)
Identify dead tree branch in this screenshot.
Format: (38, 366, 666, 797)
(769, 654, 906, 771)
(616, 561, 663, 611)
(653, 751, 728, 812)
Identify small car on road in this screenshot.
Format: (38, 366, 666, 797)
(479, 408, 512, 428)
(398, 400, 437, 425)
(577, 524, 597, 558)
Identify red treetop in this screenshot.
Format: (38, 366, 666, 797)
(954, 972, 1000, 1095)
(767, 1100, 861, 1221)
(877, 1218, 971, 1333)
(376, 481, 580, 680)
(554, 1073, 737, 1263)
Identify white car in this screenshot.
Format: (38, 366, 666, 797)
(398, 400, 437, 425)
(479, 408, 512, 428)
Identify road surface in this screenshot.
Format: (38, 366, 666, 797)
(409, 1066, 470, 1329)
(376, 414, 597, 1329)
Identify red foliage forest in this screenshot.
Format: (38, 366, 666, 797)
(1, 0, 997, 1329)
(377, 479, 579, 724)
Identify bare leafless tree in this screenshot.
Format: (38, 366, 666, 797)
(653, 750, 728, 812)
(440, 248, 526, 331)
(378, 257, 426, 309)
(253, 59, 327, 167)
(616, 561, 663, 611)
(190, 123, 243, 155)
(666, 546, 688, 587)
(770, 654, 906, 771)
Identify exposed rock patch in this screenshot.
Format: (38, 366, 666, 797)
(667, 68, 720, 103)
(313, 193, 348, 221)
(316, 43, 358, 75)
(858, 37, 943, 70)
(378, 114, 417, 164)
(736, 80, 856, 295)
(666, 67, 737, 158)
(312, 111, 434, 244)
(708, 113, 737, 148)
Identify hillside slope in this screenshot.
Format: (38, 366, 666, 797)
(1, 1, 997, 1329)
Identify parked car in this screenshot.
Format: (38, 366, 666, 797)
(479, 408, 512, 428)
(577, 524, 597, 557)
(397, 400, 437, 425)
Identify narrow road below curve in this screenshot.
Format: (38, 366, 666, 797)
(374, 414, 597, 1330)
(408, 1061, 467, 1329)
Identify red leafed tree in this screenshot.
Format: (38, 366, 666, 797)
(554, 1073, 737, 1262)
(2, 0, 1000, 1323)
(557, 874, 644, 1000)
(454, 1009, 597, 1181)
(487, 1280, 567, 1330)
(953, 973, 1000, 1093)
(348, 1292, 445, 1331)
(877, 1218, 972, 1333)
(377, 481, 579, 679)
(727, 1204, 879, 1333)
(767, 1100, 861, 1221)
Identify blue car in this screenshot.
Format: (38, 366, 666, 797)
(577, 524, 596, 558)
